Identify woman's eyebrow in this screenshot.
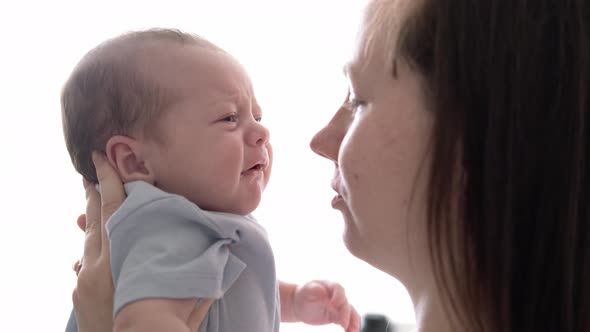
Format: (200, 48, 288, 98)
(342, 64, 350, 77)
(342, 63, 356, 78)
(343, 63, 361, 84)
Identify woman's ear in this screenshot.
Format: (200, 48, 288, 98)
(105, 135, 156, 184)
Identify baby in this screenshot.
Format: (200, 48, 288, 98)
(61, 28, 359, 332)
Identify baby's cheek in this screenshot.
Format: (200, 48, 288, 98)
(263, 143, 273, 186)
(263, 171, 271, 188)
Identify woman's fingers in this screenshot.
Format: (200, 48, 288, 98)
(72, 152, 122, 332)
(187, 299, 215, 331)
(82, 177, 103, 262)
(92, 151, 126, 256)
(80, 151, 125, 267)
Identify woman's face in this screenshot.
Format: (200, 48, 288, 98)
(310, 3, 434, 277)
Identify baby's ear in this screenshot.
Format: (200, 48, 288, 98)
(105, 135, 155, 184)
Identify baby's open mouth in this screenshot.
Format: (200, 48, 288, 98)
(242, 163, 265, 176)
(250, 164, 263, 171)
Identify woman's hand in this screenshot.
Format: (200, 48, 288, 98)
(72, 152, 125, 332)
(71, 152, 214, 332)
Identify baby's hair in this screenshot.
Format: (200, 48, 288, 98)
(61, 28, 220, 183)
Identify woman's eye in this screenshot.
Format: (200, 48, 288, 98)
(344, 98, 366, 114)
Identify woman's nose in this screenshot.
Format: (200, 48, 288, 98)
(310, 107, 350, 162)
(310, 126, 335, 161)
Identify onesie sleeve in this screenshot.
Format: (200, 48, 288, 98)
(107, 195, 246, 317)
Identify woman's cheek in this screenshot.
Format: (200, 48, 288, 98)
(339, 139, 364, 202)
(338, 116, 361, 169)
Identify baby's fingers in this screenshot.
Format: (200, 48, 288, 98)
(325, 282, 360, 331)
(345, 306, 361, 332)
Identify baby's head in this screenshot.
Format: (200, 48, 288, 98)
(62, 28, 272, 215)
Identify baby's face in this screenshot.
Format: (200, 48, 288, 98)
(142, 45, 272, 215)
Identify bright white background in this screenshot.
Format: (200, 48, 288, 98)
(0, 1, 415, 331)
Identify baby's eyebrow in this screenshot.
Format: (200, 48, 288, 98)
(249, 99, 263, 115)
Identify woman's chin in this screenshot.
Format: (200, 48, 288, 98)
(341, 222, 364, 258)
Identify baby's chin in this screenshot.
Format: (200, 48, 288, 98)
(230, 198, 262, 216)
(201, 194, 262, 216)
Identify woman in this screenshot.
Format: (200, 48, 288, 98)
(310, 0, 588, 330)
(73, 0, 589, 331)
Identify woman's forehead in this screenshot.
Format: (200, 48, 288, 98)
(355, 0, 420, 69)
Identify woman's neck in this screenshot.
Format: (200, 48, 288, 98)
(413, 293, 453, 332)
(404, 271, 457, 332)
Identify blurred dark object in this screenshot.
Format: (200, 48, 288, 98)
(361, 313, 395, 332)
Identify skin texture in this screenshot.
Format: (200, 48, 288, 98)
(74, 154, 360, 332)
(71, 45, 360, 332)
(310, 7, 434, 287)
(103, 44, 276, 332)
(282, 280, 360, 331)
(106, 45, 273, 216)
(310, 1, 455, 331)
(73, 153, 214, 332)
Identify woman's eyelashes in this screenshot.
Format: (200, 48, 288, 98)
(344, 97, 366, 115)
(342, 87, 367, 115)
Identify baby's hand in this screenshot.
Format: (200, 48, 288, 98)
(293, 280, 360, 332)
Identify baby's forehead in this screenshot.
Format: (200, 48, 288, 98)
(139, 44, 257, 104)
(76, 30, 255, 108)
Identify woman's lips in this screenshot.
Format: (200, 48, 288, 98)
(331, 194, 344, 208)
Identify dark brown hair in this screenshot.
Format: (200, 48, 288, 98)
(61, 28, 218, 182)
(388, 0, 589, 330)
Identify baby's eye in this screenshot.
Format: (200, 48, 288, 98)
(222, 114, 238, 122)
(255, 116, 262, 122)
